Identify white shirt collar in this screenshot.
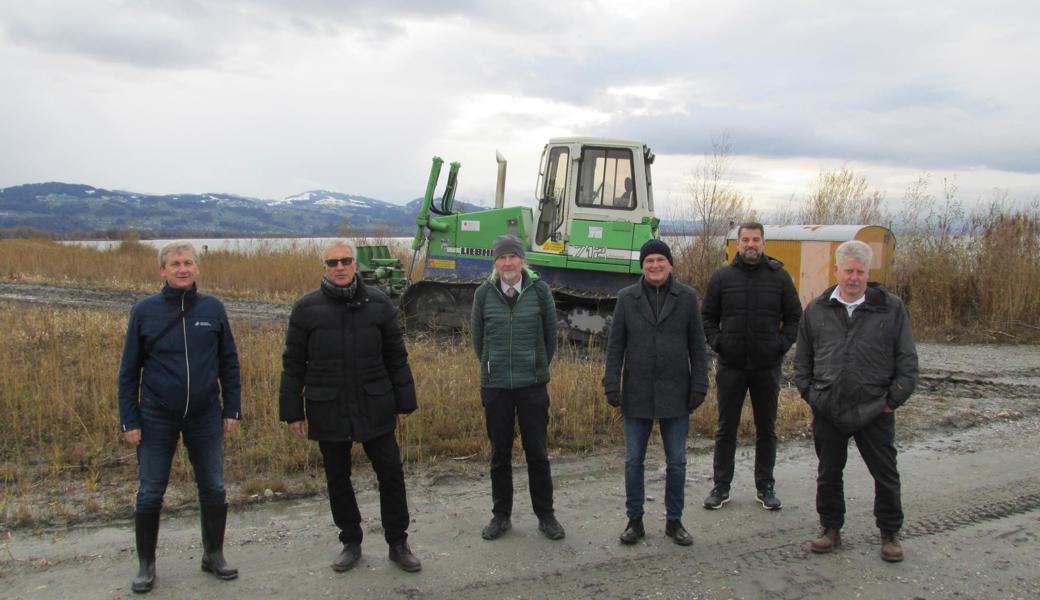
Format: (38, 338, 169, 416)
(500, 279, 522, 295)
(830, 286, 865, 317)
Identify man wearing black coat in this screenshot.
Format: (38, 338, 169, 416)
(279, 240, 421, 573)
(795, 240, 918, 562)
(701, 223, 801, 511)
(603, 239, 709, 547)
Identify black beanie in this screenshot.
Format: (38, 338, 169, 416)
(639, 239, 673, 265)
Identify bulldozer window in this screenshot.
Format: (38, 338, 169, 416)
(577, 147, 635, 210)
(536, 146, 569, 245)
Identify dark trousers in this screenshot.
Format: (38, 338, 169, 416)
(712, 364, 780, 491)
(319, 431, 410, 546)
(481, 385, 554, 519)
(136, 400, 225, 512)
(813, 411, 903, 531)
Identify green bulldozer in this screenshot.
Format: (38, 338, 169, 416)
(358, 137, 660, 340)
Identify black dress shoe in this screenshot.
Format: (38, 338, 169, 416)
(332, 543, 361, 572)
(388, 542, 422, 572)
(619, 517, 645, 545)
(538, 516, 566, 540)
(481, 516, 512, 540)
(665, 519, 693, 546)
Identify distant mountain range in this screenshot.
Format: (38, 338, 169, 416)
(0, 182, 699, 238)
(0, 182, 486, 238)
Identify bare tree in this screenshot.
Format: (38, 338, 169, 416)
(671, 134, 755, 292)
(798, 166, 884, 225)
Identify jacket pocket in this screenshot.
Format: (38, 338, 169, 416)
(362, 379, 395, 424)
(304, 387, 339, 436)
(808, 381, 833, 411)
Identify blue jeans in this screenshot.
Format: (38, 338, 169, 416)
(135, 400, 226, 513)
(624, 416, 689, 520)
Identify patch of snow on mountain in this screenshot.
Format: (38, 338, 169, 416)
(314, 198, 350, 207)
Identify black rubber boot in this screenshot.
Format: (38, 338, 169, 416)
(200, 503, 239, 580)
(132, 511, 160, 593)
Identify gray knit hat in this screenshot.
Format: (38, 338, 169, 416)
(639, 239, 672, 265)
(493, 234, 525, 259)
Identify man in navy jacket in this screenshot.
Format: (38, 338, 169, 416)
(118, 240, 241, 593)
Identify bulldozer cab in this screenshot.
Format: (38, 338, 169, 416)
(533, 137, 656, 262)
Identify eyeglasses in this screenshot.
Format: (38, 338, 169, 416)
(324, 257, 355, 267)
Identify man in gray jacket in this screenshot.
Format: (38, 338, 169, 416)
(603, 239, 709, 546)
(794, 240, 918, 563)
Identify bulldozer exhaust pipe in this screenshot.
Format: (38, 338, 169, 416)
(495, 151, 507, 209)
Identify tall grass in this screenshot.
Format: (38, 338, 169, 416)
(0, 303, 807, 526)
(888, 178, 1040, 338)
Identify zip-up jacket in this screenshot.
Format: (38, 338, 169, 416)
(118, 284, 241, 431)
(278, 277, 416, 442)
(470, 269, 557, 389)
(794, 284, 918, 433)
(701, 253, 802, 370)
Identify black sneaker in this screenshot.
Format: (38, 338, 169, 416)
(703, 486, 730, 509)
(481, 516, 512, 540)
(756, 485, 782, 510)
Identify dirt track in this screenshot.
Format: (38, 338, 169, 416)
(1, 283, 1039, 598)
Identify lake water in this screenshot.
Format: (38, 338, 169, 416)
(62, 237, 416, 253)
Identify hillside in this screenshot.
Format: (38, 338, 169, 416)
(0, 182, 483, 237)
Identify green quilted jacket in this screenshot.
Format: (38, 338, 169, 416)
(470, 269, 557, 389)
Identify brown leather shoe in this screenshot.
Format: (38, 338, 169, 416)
(810, 528, 841, 553)
(332, 543, 361, 572)
(389, 542, 422, 572)
(880, 530, 904, 562)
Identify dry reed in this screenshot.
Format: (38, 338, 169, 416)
(0, 302, 803, 527)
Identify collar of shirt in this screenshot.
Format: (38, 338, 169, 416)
(500, 280, 521, 296)
(830, 286, 865, 317)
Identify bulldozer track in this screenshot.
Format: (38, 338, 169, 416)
(917, 371, 1040, 399)
(453, 477, 1040, 598)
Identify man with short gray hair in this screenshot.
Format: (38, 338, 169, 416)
(279, 239, 421, 573)
(795, 239, 918, 563)
(118, 240, 241, 592)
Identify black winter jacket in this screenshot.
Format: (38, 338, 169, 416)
(118, 284, 241, 431)
(278, 277, 416, 442)
(794, 284, 918, 433)
(603, 276, 709, 419)
(701, 253, 802, 370)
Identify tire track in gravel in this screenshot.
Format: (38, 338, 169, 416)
(452, 477, 1040, 598)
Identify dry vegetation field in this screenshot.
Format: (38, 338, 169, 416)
(0, 299, 810, 527)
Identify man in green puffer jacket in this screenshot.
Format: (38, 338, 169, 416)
(470, 234, 564, 542)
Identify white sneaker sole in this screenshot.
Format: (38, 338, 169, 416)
(704, 496, 730, 510)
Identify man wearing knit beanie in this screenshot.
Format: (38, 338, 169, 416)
(471, 233, 564, 543)
(604, 236, 708, 548)
(638, 239, 672, 266)
(493, 234, 526, 260)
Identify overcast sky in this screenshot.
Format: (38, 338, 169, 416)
(2, 1, 1038, 215)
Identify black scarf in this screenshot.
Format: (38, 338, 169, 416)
(321, 274, 358, 300)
